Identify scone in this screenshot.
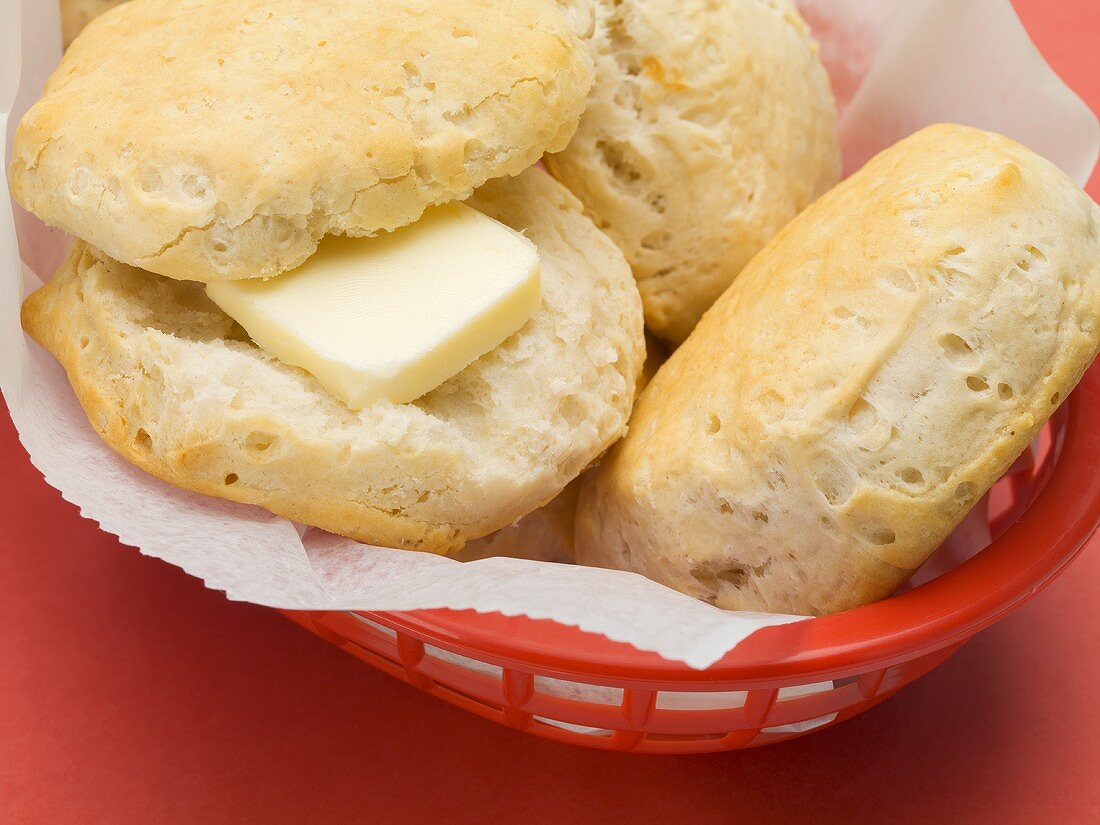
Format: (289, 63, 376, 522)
(545, 0, 839, 344)
(575, 125, 1100, 614)
(14, 0, 594, 283)
(23, 168, 646, 554)
(60, 0, 129, 47)
(60, 0, 600, 49)
(455, 480, 582, 564)
(457, 332, 666, 563)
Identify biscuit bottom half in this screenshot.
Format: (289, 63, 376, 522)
(22, 168, 646, 553)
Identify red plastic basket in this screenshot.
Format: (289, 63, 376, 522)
(282, 366, 1100, 754)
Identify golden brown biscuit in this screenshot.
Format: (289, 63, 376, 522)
(59, 0, 598, 48)
(60, 0, 129, 47)
(575, 125, 1100, 614)
(14, 0, 593, 283)
(546, 0, 839, 343)
(455, 480, 582, 564)
(23, 168, 645, 554)
(457, 332, 666, 563)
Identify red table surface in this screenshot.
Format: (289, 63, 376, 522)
(3, 2, 1099, 823)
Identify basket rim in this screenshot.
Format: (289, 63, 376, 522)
(363, 365, 1100, 685)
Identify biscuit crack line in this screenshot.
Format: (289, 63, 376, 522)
(134, 218, 218, 263)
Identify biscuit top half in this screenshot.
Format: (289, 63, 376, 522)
(12, 0, 594, 283)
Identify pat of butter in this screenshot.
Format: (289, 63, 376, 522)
(206, 203, 540, 408)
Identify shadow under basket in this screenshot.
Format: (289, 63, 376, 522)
(282, 367, 1100, 754)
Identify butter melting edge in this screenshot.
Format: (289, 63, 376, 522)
(206, 203, 541, 409)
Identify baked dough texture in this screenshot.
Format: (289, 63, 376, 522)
(62, 0, 598, 48)
(575, 125, 1100, 615)
(60, 0, 128, 47)
(457, 331, 665, 563)
(455, 479, 582, 564)
(22, 168, 646, 554)
(14, 0, 594, 283)
(545, 0, 839, 344)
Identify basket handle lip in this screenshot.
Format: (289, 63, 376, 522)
(366, 364, 1100, 685)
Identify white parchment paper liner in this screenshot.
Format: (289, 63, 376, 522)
(2, 0, 1096, 669)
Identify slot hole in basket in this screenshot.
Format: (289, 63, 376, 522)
(777, 681, 834, 701)
(423, 644, 503, 679)
(350, 614, 396, 638)
(762, 714, 838, 735)
(534, 676, 623, 705)
(532, 716, 612, 736)
(656, 690, 747, 711)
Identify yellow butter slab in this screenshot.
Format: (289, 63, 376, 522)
(207, 203, 540, 408)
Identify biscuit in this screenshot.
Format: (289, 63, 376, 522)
(545, 0, 839, 343)
(60, 0, 128, 47)
(575, 125, 1100, 614)
(455, 479, 581, 564)
(61, 0, 598, 48)
(14, 0, 593, 283)
(22, 168, 646, 554)
(457, 332, 665, 563)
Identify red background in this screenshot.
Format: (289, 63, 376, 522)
(2, 2, 1099, 822)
